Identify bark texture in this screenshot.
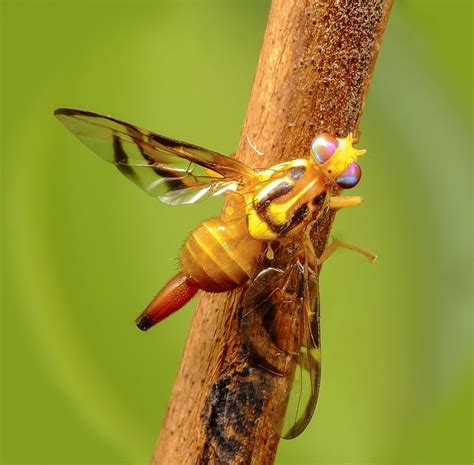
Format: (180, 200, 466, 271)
(152, 1, 393, 464)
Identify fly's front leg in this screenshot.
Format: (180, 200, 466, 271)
(318, 238, 377, 265)
(320, 196, 376, 263)
(329, 195, 363, 209)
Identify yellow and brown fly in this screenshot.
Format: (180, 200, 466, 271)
(55, 108, 375, 438)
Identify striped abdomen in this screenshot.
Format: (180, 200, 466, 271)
(180, 218, 262, 292)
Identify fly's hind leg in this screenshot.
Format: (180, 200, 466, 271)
(318, 238, 377, 265)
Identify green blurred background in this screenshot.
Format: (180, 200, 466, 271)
(1, 1, 472, 464)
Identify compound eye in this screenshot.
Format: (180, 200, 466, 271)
(311, 133, 338, 163)
(335, 162, 362, 189)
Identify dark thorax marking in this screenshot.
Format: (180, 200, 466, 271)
(289, 166, 306, 181)
(254, 182, 294, 215)
(312, 192, 327, 207)
(254, 178, 311, 236)
(276, 203, 309, 235)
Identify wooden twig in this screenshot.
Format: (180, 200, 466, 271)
(152, 1, 393, 464)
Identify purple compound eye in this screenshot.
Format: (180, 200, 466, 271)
(311, 133, 338, 163)
(336, 162, 362, 189)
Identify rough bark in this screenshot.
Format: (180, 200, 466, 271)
(152, 1, 393, 464)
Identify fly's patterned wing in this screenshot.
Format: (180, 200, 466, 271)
(55, 108, 256, 205)
(284, 238, 321, 438)
(241, 236, 321, 439)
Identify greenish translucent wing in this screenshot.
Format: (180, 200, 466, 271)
(54, 108, 255, 205)
(241, 237, 321, 439)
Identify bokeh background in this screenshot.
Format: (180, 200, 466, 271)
(1, 1, 472, 464)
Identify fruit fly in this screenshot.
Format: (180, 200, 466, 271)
(55, 108, 375, 438)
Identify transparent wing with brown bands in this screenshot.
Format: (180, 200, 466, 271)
(240, 236, 321, 439)
(54, 108, 255, 205)
(282, 239, 321, 439)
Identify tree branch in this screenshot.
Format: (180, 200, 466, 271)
(152, 1, 393, 464)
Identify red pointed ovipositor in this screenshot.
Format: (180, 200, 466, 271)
(136, 273, 199, 331)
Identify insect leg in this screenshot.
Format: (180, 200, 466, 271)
(318, 239, 377, 264)
(329, 196, 363, 209)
